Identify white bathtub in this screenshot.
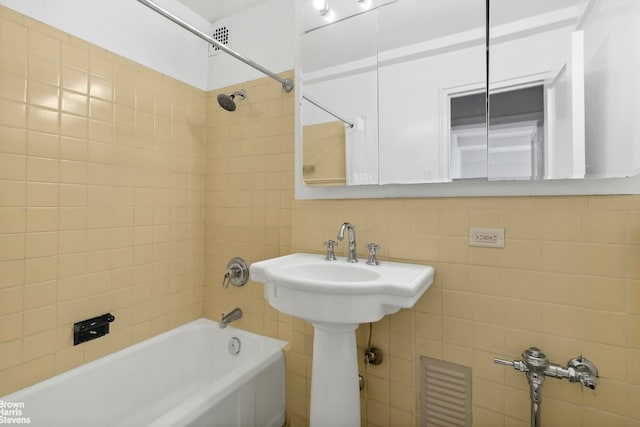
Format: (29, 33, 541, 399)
(1, 318, 287, 427)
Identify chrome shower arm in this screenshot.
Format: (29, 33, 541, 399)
(136, 0, 293, 92)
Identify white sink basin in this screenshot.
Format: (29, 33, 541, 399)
(250, 253, 434, 324)
(278, 263, 381, 283)
(250, 252, 434, 427)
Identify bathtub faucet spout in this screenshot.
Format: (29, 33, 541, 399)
(220, 308, 242, 328)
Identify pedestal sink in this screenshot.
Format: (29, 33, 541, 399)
(250, 253, 434, 427)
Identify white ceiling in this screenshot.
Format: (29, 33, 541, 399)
(176, 0, 580, 27)
(175, 0, 271, 22)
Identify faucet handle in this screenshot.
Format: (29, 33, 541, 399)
(493, 357, 515, 367)
(323, 240, 338, 261)
(366, 243, 380, 266)
(493, 356, 528, 372)
(221, 257, 249, 288)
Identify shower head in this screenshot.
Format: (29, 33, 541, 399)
(217, 89, 247, 112)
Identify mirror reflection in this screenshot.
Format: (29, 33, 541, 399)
(488, 0, 640, 181)
(488, 0, 586, 180)
(300, 3, 379, 185)
(378, 0, 486, 184)
(298, 0, 640, 187)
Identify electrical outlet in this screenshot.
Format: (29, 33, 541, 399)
(469, 228, 505, 248)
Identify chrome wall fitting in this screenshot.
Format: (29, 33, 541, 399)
(228, 337, 241, 355)
(221, 257, 250, 288)
(567, 356, 598, 390)
(493, 347, 598, 427)
(364, 347, 383, 365)
(220, 307, 243, 328)
(364, 322, 383, 366)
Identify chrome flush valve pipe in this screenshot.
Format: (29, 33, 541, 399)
(493, 347, 549, 427)
(522, 348, 547, 427)
(567, 357, 598, 390)
(493, 347, 598, 427)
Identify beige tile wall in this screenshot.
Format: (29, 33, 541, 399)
(288, 197, 640, 427)
(203, 72, 294, 336)
(302, 121, 346, 186)
(204, 77, 640, 426)
(0, 7, 205, 395)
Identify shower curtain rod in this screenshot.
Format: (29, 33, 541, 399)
(136, 0, 294, 92)
(302, 94, 354, 128)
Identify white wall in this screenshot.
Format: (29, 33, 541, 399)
(378, 28, 570, 184)
(493, 28, 578, 180)
(206, 0, 295, 91)
(0, 0, 211, 89)
(0, 0, 296, 91)
(378, 45, 485, 184)
(582, 0, 640, 178)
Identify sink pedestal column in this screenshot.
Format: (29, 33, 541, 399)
(310, 322, 360, 427)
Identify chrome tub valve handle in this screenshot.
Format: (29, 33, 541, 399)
(221, 257, 249, 288)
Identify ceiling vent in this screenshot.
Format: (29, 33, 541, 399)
(208, 24, 231, 57)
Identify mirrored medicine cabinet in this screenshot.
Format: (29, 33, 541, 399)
(295, 0, 640, 199)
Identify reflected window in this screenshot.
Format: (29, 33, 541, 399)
(449, 85, 545, 180)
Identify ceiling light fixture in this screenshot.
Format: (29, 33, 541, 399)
(312, 0, 335, 22)
(313, 0, 328, 12)
(356, 0, 372, 10)
(323, 8, 335, 22)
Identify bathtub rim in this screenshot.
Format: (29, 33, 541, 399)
(2, 317, 288, 418)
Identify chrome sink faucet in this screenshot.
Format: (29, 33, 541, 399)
(337, 222, 357, 263)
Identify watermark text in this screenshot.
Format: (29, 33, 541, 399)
(0, 401, 30, 424)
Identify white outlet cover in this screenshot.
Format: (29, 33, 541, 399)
(469, 228, 505, 248)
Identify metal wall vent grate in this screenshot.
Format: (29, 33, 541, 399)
(420, 356, 472, 427)
(209, 25, 230, 56)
